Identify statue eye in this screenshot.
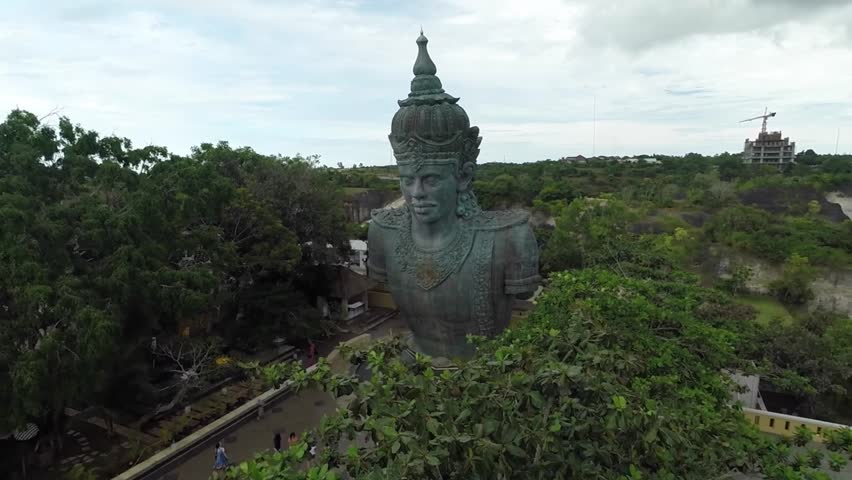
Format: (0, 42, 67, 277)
(402, 177, 414, 186)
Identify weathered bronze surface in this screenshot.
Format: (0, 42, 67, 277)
(368, 32, 540, 361)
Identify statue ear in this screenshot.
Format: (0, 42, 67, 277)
(458, 161, 475, 191)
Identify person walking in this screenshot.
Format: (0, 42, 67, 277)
(212, 441, 229, 478)
(307, 341, 318, 365)
(273, 432, 282, 453)
(307, 443, 318, 467)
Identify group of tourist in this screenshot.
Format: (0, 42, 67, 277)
(272, 431, 300, 452)
(210, 341, 320, 477)
(212, 431, 317, 477)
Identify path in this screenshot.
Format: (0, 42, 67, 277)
(164, 315, 405, 480)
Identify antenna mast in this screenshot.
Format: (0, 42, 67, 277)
(836, 128, 840, 155)
(592, 95, 596, 157)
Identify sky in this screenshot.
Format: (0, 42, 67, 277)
(1, 0, 851, 166)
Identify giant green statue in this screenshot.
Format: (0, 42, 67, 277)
(367, 32, 540, 362)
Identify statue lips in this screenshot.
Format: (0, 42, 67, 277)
(411, 203, 437, 215)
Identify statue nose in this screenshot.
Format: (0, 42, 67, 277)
(411, 180, 426, 198)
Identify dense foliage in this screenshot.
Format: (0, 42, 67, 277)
(705, 206, 852, 267)
(537, 194, 851, 420)
(230, 269, 835, 479)
(472, 153, 851, 211)
(750, 311, 852, 420)
(0, 110, 349, 447)
(4, 104, 850, 477)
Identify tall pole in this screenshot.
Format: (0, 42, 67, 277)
(592, 95, 596, 157)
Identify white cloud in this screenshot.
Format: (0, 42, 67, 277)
(1, 0, 851, 165)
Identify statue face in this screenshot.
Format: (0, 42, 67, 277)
(399, 163, 458, 225)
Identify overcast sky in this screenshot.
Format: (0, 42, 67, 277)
(2, 0, 851, 166)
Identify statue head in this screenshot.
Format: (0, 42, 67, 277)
(389, 31, 482, 223)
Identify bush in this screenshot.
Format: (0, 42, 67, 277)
(805, 448, 824, 468)
(794, 425, 815, 446)
(65, 465, 100, 480)
(770, 255, 816, 305)
(828, 452, 848, 472)
(823, 428, 852, 452)
(229, 269, 809, 479)
(719, 265, 753, 295)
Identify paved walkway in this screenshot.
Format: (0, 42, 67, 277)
(164, 315, 405, 480)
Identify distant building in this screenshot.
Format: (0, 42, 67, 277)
(348, 239, 367, 273)
(743, 131, 796, 165)
(561, 155, 587, 163)
(617, 157, 659, 164)
(314, 264, 377, 322)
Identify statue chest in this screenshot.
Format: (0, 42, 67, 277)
(383, 225, 501, 338)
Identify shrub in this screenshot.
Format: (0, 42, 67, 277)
(828, 452, 847, 472)
(806, 448, 824, 468)
(794, 425, 815, 446)
(229, 270, 815, 479)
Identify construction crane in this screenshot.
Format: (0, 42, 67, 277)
(740, 107, 777, 134)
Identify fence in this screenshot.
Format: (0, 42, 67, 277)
(742, 407, 850, 441)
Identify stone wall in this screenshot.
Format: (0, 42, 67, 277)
(739, 186, 848, 222)
(826, 191, 852, 220)
(713, 248, 852, 316)
(343, 190, 400, 224)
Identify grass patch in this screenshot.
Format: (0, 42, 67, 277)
(735, 294, 794, 326)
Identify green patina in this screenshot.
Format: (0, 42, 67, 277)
(367, 32, 541, 361)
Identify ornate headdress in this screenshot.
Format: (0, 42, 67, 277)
(389, 31, 482, 173)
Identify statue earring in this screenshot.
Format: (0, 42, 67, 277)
(456, 192, 469, 217)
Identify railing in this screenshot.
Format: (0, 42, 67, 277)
(742, 407, 850, 441)
(113, 361, 324, 480)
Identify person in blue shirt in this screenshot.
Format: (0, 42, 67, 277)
(212, 441, 229, 478)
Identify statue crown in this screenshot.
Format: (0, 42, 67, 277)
(389, 31, 482, 171)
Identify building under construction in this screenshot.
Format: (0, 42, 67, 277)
(741, 108, 796, 165)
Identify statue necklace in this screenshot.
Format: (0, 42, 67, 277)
(395, 211, 475, 291)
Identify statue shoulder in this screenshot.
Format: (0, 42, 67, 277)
(370, 207, 409, 229)
(469, 209, 530, 231)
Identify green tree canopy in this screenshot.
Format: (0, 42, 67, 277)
(229, 269, 807, 479)
(0, 110, 348, 448)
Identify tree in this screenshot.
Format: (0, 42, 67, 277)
(691, 171, 735, 208)
(807, 200, 821, 217)
(0, 110, 350, 466)
(796, 149, 820, 166)
(769, 254, 816, 305)
(651, 226, 699, 265)
(143, 337, 221, 420)
(473, 173, 520, 209)
(542, 197, 637, 273)
(228, 269, 809, 479)
(717, 154, 746, 181)
(719, 265, 754, 295)
(750, 312, 852, 417)
(0, 110, 119, 458)
(536, 180, 575, 203)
